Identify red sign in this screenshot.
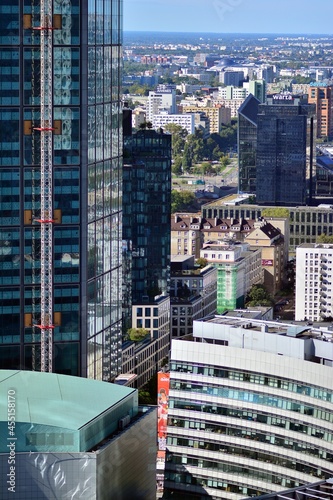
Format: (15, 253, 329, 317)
(262, 259, 273, 266)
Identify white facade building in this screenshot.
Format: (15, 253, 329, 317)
(146, 87, 176, 121)
(295, 243, 333, 322)
(152, 113, 195, 135)
(164, 316, 333, 498)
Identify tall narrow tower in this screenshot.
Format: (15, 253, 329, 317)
(0, 0, 123, 381)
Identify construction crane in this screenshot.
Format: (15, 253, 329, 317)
(32, 0, 54, 372)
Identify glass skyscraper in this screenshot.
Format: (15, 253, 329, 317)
(0, 0, 123, 381)
(256, 94, 316, 206)
(238, 93, 260, 194)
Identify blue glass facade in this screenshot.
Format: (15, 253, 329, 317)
(0, 0, 123, 381)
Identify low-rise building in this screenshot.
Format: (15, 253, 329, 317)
(171, 214, 203, 258)
(202, 194, 333, 254)
(245, 218, 287, 295)
(170, 256, 217, 337)
(152, 112, 195, 135)
(200, 241, 262, 312)
(201, 216, 254, 244)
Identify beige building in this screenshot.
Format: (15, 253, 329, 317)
(214, 98, 245, 118)
(132, 107, 146, 129)
(245, 218, 287, 295)
(201, 217, 255, 244)
(308, 83, 333, 139)
(171, 214, 203, 258)
(182, 104, 231, 133)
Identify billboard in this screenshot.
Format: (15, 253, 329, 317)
(157, 372, 170, 453)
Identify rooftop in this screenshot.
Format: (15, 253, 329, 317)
(0, 370, 135, 430)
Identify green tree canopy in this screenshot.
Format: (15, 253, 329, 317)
(171, 190, 196, 213)
(196, 257, 208, 268)
(127, 328, 149, 342)
(317, 234, 333, 244)
(164, 123, 188, 157)
(246, 285, 273, 306)
(172, 156, 183, 175)
(182, 143, 193, 172)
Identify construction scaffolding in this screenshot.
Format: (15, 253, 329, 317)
(32, 0, 55, 372)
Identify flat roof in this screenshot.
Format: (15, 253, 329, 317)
(0, 370, 135, 430)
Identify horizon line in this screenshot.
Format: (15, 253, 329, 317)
(123, 30, 332, 36)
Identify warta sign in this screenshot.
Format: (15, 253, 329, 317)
(273, 94, 293, 101)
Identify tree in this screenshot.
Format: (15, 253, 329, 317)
(220, 155, 230, 169)
(317, 234, 333, 244)
(182, 143, 192, 172)
(127, 328, 149, 342)
(172, 156, 183, 176)
(164, 123, 187, 157)
(246, 285, 273, 306)
(201, 162, 214, 175)
(196, 258, 208, 268)
(171, 190, 196, 213)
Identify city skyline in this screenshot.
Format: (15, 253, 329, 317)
(124, 0, 333, 35)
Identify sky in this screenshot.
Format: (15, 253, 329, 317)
(123, 0, 333, 35)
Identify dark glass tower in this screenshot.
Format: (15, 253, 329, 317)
(238, 94, 260, 194)
(256, 94, 316, 206)
(123, 128, 171, 309)
(122, 126, 171, 386)
(0, 0, 123, 381)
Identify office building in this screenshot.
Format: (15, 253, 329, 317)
(123, 127, 172, 385)
(243, 80, 267, 103)
(247, 478, 333, 500)
(257, 64, 275, 83)
(202, 193, 333, 256)
(238, 94, 261, 193)
(170, 255, 217, 338)
(0, 0, 123, 380)
(152, 113, 195, 135)
(295, 243, 333, 322)
(146, 85, 176, 122)
(219, 71, 245, 87)
(0, 370, 157, 500)
(164, 317, 333, 498)
(200, 241, 262, 312)
(256, 93, 316, 206)
(308, 82, 333, 140)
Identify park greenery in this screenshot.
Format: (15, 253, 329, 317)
(164, 122, 237, 176)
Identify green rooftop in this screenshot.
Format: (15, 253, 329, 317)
(0, 370, 138, 452)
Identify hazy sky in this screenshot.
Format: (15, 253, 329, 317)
(123, 0, 333, 34)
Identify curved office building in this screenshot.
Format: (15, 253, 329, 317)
(164, 316, 333, 499)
